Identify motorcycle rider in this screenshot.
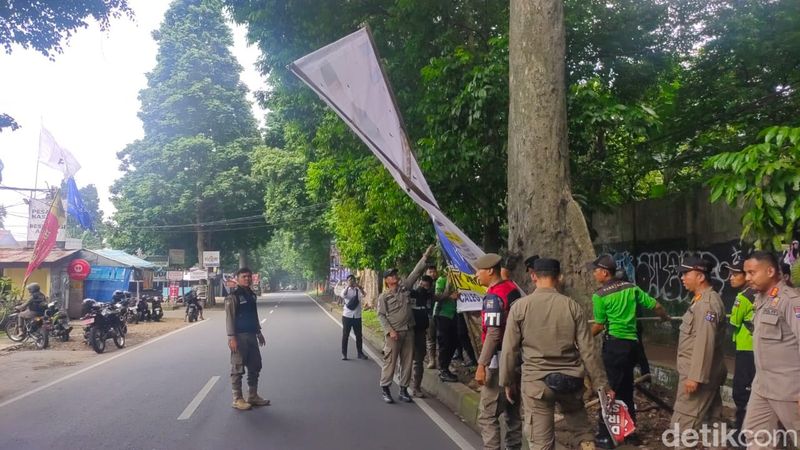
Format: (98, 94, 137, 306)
(185, 287, 204, 321)
(16, 283, 47, 333)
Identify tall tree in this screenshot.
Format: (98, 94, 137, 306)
(507, 0, 596, 297)
(110, 0, 265, 265)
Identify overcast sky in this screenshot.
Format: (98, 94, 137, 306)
(0, 0, 267, 241)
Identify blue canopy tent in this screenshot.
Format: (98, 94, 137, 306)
(84, 266, 133, 301)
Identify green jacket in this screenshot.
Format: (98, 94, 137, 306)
(592, 280, 657, 341)
(729, 288, 755, 351)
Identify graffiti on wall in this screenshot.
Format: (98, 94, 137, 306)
(602, 241, 746, 304)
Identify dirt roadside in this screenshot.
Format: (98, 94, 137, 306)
(0, 310, 190, 403)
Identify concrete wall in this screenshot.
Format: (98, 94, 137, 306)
(589, 189, 746, 307)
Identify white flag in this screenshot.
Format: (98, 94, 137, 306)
(39, 127, 81, 177)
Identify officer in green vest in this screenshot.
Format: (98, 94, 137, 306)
(728, 260, 756, 441)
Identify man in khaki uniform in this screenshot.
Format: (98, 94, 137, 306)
(377, 245, 433, 404)
(500, 258, 611, 450)
(672, 256, 727, 446)
(742, 251, 800, 449)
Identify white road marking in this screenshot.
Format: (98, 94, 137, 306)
(270, 310, 274, 315)
(177, 376, 220, 420)
(306, 294, 476, 450)
(261, 318, 268, 324)
(0, 319, 211, 410)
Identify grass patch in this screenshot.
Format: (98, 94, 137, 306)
(361, 310, 383, 335)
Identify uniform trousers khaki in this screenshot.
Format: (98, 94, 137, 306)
(478, 368, 522, 450)
(230, 333, 262, 396)
(380, 330, 414, 387)
(742, 391, 800, 450)
(521, 380, 593, 450)
(670, 374, 726, 450)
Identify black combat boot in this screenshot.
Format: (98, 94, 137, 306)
(398, 387, 413, 403)
(381, 386, 394, 404)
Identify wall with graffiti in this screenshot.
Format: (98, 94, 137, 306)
(598, 240, 748, 307)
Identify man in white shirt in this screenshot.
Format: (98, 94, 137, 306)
(341, 275, 368, 360)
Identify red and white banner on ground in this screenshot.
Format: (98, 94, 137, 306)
(598, 390, 636, 445)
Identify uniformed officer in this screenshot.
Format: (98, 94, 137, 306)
(587, 254, 670, 448)
(225, 267, 269, 411)
(728, 260, 756, 441)
(500, 258, 612, 450)
(424, 264, 440, 369)
(473, 253, 523, 450)
(377, 245, 433, 404)
(671, 256, 727, 446)
(742, 251, 800, 449)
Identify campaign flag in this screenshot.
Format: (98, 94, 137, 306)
(289, 27, 487, 311)
(66, 177, 93, 230)
(598, 389, 636, 445)
(24, 190, 67, 284)
(39, 127, 81, 177)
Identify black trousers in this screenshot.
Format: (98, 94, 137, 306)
(342, 316, 363, 357)
(454, 313, 476, 362)
(598, 337, 638, 438)
(635, 327, 650, 375)
(436, 316, 457, 371)
(732, 350, 755, 434)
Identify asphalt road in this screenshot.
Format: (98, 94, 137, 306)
(0, 292, 482, 449)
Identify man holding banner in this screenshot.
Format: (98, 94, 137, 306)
(376, 245, 433, 404)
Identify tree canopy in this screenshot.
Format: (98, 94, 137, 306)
(109, 0, 265, 266)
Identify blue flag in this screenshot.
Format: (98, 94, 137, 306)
(66, 177, 93, 231)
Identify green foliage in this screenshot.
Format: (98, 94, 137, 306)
(707, 125, 800, 250)
(227, 0, 800, 269)
(110, 0, 265, 263)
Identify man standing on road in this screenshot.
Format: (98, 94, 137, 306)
(587, 254, 669, 448)
(424, 264, 439, 369)
(742, 251, 800, 449)
(225, 267, 269, 411)
(410, 275, 435, 397)
(727, 261, 756, 442)
(377, 245, 433, 404)
(501, 258, 611, 450)
(474, 253, 523, 450)
(672, 256, 727, 445)
(341, 274, 367, 361)
(434, 272, 460, 383)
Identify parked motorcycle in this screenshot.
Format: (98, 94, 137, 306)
(43, 301, 72, 342)
(136, 296, 151, 322)
(81, 299, 125, 354)
(150, 296, 163, 322)
(4, 312, 49, 349)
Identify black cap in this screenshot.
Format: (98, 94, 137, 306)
(585, 254, 617, 272)
(533, 258, 561, 273)
(383, 268, 399, 278)
(729, 261, 745, 273)
(678, 256, 713, 274)
(524, 255, 540, 271)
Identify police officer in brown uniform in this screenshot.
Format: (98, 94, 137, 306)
(500, 258, 612, 450)
(377, 245, 433, 404)
(742, 251, 800, 449)
(672, 256, 727, 443)
(225, 267, 270, 411)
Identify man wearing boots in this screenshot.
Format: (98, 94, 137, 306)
(377, 245, 433, 404)
(225, 267, 270, 411)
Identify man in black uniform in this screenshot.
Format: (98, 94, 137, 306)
(410, 275, 434, 397)
(225, 267, 269, 411)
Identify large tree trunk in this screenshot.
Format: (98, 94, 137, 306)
(196, 208, 205, 268)
(508, 0, 597, 300)
(238, 248, 248, 268)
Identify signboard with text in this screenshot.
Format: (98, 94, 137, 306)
(202, 251, 220, 268)
(27, 196, 66, 242)
(168, 249, 185, 266)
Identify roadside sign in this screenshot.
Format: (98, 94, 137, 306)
(202, 251, 220, 268)
(167, 271, 184, 281)
(169, 284, 179, 300)
(252, 273, 260, 285)
(168, 249, 185, 266)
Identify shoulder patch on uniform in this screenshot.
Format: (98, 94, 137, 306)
(733, 299, 740, 307)
(596, 281, 634, 297)
(794, 306, 800, 319)
(705, 311, 717, 322)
